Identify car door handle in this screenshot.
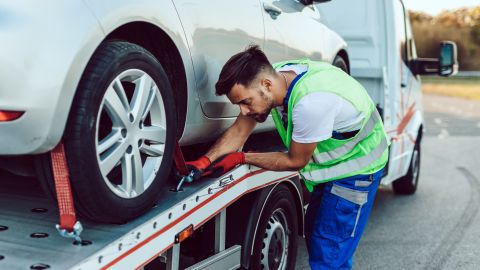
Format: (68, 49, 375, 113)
(263, 2, 282, 17)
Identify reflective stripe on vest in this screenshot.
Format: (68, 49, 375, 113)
(303, 135, 389, 181)
(313, 110, 381, 163)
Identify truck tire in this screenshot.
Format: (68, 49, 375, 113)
(38, 41, 177, 223)
(393, 141, 420, 195)
(250, 185, 298, 270)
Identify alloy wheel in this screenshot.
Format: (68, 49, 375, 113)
(95, 69, 167, 199)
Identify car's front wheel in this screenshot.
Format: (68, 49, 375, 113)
(40, 41, 177, 223)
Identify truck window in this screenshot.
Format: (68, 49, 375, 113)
(405, 13, 418, 60)
(393, 0, 408, 64)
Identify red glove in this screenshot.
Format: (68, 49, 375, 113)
(186, 156, 211, 180)
(206, 152, 245, 178)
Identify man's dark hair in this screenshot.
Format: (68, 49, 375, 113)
(215, 44, 274, 96)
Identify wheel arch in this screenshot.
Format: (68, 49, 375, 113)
(227, 178, 304, 269)
(105, 22, 188, 137)
(417, 123, 424, 144)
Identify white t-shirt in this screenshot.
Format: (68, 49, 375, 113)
(276, 64, 364, 143)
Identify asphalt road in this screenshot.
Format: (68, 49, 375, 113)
(295, 93, 480, 269)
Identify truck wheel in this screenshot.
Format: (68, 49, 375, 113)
(40, 41, 176, 223)
(332, 54, 349, 73)
(250, 185, 298, 270)
(393, 141, 420, 195)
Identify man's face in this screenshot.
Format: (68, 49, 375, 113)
(227, 82, 274, 123)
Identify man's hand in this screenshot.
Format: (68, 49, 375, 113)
(186, 156, 211, 180)
(206, 152, 245, 178)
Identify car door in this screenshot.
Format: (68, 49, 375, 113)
(172, 0, 264, 118)
(261, 0, 330, 63)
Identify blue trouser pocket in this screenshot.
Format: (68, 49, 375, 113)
(319, 191, 363, 240)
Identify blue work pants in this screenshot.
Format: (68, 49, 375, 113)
(304, 169, 383, 269)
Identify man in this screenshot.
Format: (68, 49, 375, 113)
(187, 45, 389, 269)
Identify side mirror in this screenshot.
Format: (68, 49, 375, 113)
(410, 40, 459, 77)
(438, 41, 458, 76)
(299, 0, 331, 5)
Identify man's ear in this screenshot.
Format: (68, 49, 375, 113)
(261, 77, 273, 92)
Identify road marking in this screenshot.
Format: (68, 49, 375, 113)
(438, 129, 449, 139)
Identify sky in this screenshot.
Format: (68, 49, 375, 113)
(403, 0, 480, 15)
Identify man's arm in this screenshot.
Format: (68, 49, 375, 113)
(205, 114, 257, 162)
(244, 140, 317, 171)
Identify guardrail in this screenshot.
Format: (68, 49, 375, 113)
(455, 71, 480, 77)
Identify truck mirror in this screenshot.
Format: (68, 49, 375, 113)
(438, 41, 458, 77)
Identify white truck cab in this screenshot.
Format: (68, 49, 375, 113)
(317, 0, 458, 193)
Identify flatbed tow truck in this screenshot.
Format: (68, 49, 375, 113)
(0, 136, 305, 270)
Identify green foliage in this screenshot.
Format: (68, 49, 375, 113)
(409, 7, 480, 71)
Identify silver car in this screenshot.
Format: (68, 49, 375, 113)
(0, 0, 348, 223)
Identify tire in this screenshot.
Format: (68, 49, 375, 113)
(249, 185, 298, 270)
(39, 41, 177, 223)
(332, 54, 349, 74)
(393, 141, 420, 195)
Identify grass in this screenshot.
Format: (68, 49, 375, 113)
(421, 76, 480, 100)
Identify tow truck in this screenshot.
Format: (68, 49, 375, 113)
(0, 132, 306, 270)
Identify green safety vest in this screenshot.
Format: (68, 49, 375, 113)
(271, 59, 390, 191)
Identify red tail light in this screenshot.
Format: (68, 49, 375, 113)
(0, 110, 24, 122)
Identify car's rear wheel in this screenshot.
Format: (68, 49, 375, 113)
(38, 41, 176, 223)
(333, 54, 349, 73)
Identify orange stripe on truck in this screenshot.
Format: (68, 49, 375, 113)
(396, 102, 416, 135)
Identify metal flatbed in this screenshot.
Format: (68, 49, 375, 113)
(0, 165, 297, 270)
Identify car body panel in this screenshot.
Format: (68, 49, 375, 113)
(0, 0, 104, 154)
(172, 0, 264, 119)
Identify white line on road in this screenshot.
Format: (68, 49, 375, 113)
(438, 128, 450, 139)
